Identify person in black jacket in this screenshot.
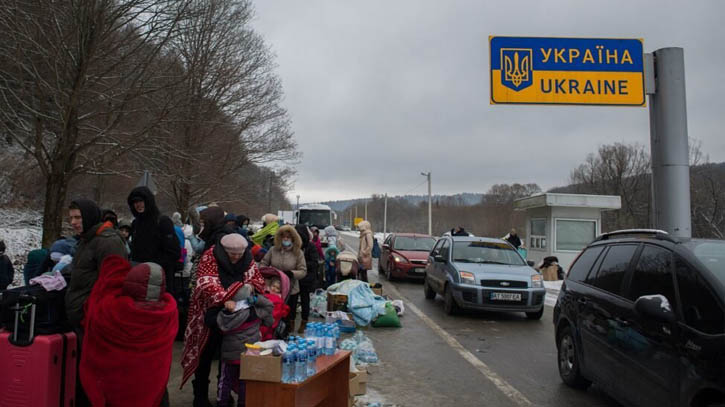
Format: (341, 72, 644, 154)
(0, 240, 14, 290)
(505, 228, 522, 249)
(127, 186, 181, 297)
(294, 224, 319, 334)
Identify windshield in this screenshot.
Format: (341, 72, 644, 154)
(393, 237, 436, 252)
(685, 240, 725, 286)
(298, 210, 331, 228)
(452, 241, 526, 265)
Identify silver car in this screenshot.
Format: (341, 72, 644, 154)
(423, 236, 546, 319)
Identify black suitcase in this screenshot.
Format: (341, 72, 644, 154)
(0, 284, 71, 334)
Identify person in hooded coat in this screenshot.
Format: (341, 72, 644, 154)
(293, 225, 319, 334)
(357, 220, 374, 282)
(127, 187, 181, 297)
(80, 257, 177, 407)
(65, 199, 128, 329)
(235, 215, 250, 238)
(180, 233, 265, 407)
(260, 225, 306, 334)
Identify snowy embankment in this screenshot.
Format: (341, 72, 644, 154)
(0, 209, 43, 287)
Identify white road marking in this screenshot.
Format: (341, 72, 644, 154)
(384, 282, 533, 407)
(345, 234, 533, 406)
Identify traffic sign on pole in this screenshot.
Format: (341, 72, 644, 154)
(490, 36, 645, 106)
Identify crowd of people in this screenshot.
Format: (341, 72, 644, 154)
(4, 187, 377, 407)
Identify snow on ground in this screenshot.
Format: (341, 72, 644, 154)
(0, 208, 44, 287)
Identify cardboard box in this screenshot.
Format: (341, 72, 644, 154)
(239, 353, 282, 382)
(327, 292, 348, 311)
(349, 369, 368, 396)
(357, 369, 368, 394)
(325, 311, 353, 324)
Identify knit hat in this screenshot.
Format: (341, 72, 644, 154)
(49, 238, 77, 257)
(122, 262, 166, 302)
(224, 213, 237, 223)
(220, 233, 248, 254)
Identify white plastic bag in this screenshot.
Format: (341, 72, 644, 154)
(391, 299, 405, 316)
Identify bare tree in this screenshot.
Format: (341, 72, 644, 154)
(0, 0, 190, 246)
(569, 143, 650, 230)
(148, 0, 298, 218)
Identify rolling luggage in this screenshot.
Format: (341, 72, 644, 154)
(0, 292, 77, 407)
(0, 284, 71, 334)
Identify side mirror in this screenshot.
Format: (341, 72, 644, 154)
(434, 255, 445, 263)
(634, 295, 676, 323)
(527, 260, 535, 267)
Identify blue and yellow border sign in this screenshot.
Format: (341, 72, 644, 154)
(490, 36, 645, 106)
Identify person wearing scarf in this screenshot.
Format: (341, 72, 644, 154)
(80, 256, 177, 407)
(180, 234, 265, 407)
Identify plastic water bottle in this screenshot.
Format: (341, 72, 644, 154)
(325, 327, 335, 356)
(282, 344, 296, 383)
(304, 322, 312, 338)
(306, 341, 317, 377)
(316, 324, 325, 351)
(295, 343, 308, 383)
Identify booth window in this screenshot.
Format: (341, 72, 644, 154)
(530, 218, 546, 250)
(555, 219, 596, 251)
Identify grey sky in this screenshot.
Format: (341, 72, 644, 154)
(252, 1, 725, 203)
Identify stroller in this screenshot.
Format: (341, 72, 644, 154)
(335, 251, 359, 282)
(258, 266, 291, 339)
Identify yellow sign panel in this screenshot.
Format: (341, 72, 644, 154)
(490, 36, 645, 106)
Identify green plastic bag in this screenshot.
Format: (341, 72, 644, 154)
(372, 302, 401, 328)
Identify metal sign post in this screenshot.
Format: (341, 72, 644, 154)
(647, 48, 691, 238)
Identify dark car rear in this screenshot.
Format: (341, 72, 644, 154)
(553, 230, 725, 407)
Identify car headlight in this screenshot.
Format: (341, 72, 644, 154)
(531, 273, 543, 288)
(393, 255, 409, 264)
(459, 271, 476, 285)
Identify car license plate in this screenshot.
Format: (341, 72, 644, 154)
(414, 268, 425, 273)
(490, 292, 522, 301)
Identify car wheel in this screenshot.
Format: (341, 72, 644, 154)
(423, 277, 436, 300)
(557, 325, 591, 389)
(526, 307, 544, 320)
(443, 285, 460, 315)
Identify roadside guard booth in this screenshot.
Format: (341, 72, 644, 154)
(513, 193, 621, 274)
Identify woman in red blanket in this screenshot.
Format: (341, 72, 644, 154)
(180, 233, 265, 407)
(79, 255, 178, 407)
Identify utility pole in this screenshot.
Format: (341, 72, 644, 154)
(648, 48, 691, 238)
(364, 199, 368, 220)
(383, 194, 388, 237)
(296, 195, 300, 211)
(421, 172, 432, 236)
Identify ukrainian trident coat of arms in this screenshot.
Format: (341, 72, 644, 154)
(501, 48, 533, 91)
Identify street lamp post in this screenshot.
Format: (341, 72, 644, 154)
(421, 172, 432, 236)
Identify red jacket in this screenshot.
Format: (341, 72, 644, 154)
(80, 255, 178, 407)
(260, 292, 290, 340)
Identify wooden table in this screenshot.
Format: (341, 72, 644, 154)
(245, 350, 351, 407)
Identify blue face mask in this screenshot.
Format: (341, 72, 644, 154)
(282, 240, 292, 248)
(240, 227, 248, 235)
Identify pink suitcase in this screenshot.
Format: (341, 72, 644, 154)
(0, 296, 77, 407)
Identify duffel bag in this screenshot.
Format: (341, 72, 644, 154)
(0, 284, 71, 334)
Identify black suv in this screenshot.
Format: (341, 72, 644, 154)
(553, 230, 725, 407)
